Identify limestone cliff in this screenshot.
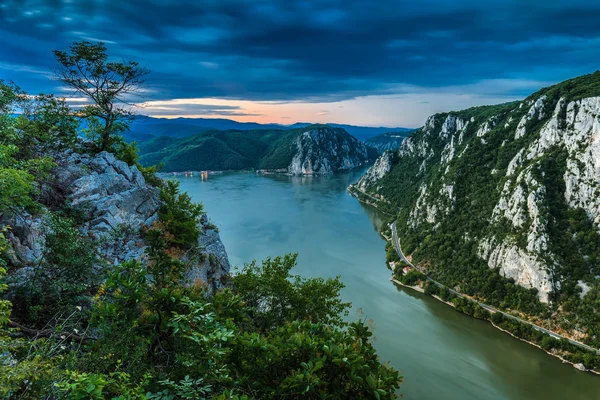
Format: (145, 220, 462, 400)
(288, 126, 374, 175)
(351, 72, 600, 304)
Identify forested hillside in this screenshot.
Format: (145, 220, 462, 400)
(139, 125, 379, 173)
(352, 72, 600, 355)
(365, 130, 414, 153)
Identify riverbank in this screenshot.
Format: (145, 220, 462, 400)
(347, 185, 395, 216)
(160, 167, 372, 178)
(349, 185, 600, 374)
(391, 277, 600, 375)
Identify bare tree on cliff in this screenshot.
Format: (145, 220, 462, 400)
(53, 41, 150, 152)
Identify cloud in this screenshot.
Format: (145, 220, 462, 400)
(1, 0, 599, 124)
(140, 98, 264, 117)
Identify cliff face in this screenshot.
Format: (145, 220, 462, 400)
(288, 126, 373, 175)
(4, 150, 230, 292)
(355, 150, 397, 192)
(352, 72, 600, 304)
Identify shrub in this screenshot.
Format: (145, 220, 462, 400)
(157, 180, 204, 248)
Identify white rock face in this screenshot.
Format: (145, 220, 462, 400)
(288, 127, 369, 175)
(477, 120, 494, 137)
(355, 150, 396, 192)
(440, 136, 456, 164)
(489, 164, 553, 301)
(479, 237, 552, 303)
(515, 95, 547, 139)
(506, 149, 524, 176)
(410, 184, 439, 226)
(522, 96, 600, 227)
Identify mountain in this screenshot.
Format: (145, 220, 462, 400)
(350, 72, 600, 345)
(127, 115, 286, 141)
(365, 130, 415, 153)
(126, 115, 408, 143)
(139, 124, 378, 174)
(287, 123, 413, 142)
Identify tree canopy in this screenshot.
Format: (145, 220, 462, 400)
(53, 41, 150, 152)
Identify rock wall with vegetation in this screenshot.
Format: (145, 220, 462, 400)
(139, 124, 378, 174)
(365, 131, 412, 153)
(351, 71, 600, 351)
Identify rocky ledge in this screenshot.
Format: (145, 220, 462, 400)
(3, 150, 230, 292)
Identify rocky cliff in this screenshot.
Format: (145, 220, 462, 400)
(4, 150, 230, 293)
(287, 126, 374, 175)
(352, 72, 600, 305)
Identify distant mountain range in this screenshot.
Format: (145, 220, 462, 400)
(126, 115, 412, 143)
(365, 130, 415, 153)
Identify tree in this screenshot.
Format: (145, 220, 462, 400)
(53, 41, 150, 152)
(0, 81, 55, 214)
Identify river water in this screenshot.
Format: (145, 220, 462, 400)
(175, 169, 600, 400)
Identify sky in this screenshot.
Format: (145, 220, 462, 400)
(1, 0, 600, 127)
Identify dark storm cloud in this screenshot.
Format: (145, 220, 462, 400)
(1, 0, 600, 101)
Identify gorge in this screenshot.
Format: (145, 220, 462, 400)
(174, 170, 600, 399)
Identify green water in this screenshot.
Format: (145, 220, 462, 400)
(175, 169, 600, 400)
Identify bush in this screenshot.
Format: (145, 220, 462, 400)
(157, 180, 204, 248)
(12, 213, 97, 326)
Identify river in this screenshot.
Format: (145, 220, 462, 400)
(175, 169, 600, 400)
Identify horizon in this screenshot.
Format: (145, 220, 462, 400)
(2, 1, 600, 126)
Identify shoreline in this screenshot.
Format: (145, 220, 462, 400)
(390, 277, 600, 375)
(160, 166, 369, 178)
(347, 185, 395, 216)
(350, 185, 600, 375)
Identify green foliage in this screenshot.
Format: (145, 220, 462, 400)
(57, 371, 147, 399)
(361, 70, 600, 367)
(157, 180, 204, 248)
(0, 81, 57, 214)
(0, 45, 401, 399)
(225, 320, 401, 399)
(12, 212, 98, 326)
(84, 243, 401, 398)
(398, 269, 426, 286)
(233, 254, 350, 330)
(53, 41, 150, 152)
(138, 125, 374, 173)
(14, 94, 80, 156)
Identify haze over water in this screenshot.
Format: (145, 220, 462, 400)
(176, 169, 599, 400)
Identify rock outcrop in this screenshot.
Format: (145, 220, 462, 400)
(355, 150, 396, 192)
(288, 126, 372, 175)
(4, 150, 230, 291)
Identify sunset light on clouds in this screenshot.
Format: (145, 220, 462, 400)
(2, 0, 599, 127)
